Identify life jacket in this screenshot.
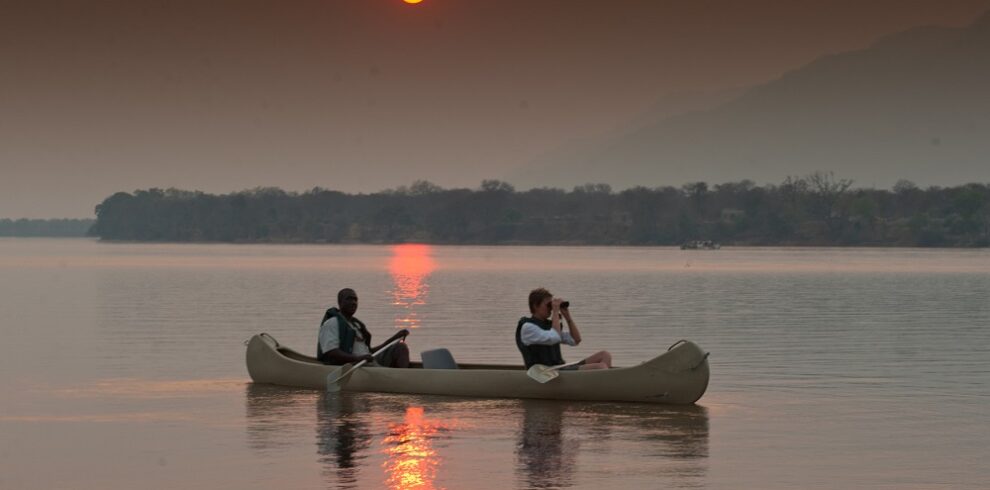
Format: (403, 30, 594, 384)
(317, 307, 372, 363)
(515, 316, 565, 368)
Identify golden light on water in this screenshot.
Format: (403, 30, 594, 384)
(388, 244, 436, 329)
(382, 406, 443, 490)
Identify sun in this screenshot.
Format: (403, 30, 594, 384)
(403, 0, 423, 4)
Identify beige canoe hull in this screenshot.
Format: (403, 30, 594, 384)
(245, 333, 709, 405)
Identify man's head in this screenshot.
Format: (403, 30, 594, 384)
(528, 287, 553, 319)
(337, 288, 358, 318)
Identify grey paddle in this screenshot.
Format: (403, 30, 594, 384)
(526, 359, 584, 383)
(325, 337, 404, 393)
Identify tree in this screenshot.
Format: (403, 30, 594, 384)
(480, 179, 515, 193)
(806, 171, 854, 237)
(573, 183, 612, 195)
(86, 179, 988, 247)
(409, 180, 444, 196)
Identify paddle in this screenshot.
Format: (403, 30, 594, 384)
(325, 336, 404, 393)
(526, 359, 584, 383)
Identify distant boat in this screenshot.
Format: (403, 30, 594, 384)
(245, 333, 710, 405)
(680, 240, 721, 250)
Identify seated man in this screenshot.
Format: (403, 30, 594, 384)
(515, 287, 612, 370)
(318, 288, 410, 367)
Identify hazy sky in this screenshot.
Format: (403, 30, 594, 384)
(3, 0, 989, 217)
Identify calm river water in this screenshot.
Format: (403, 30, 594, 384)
(1, 238, 988, 489)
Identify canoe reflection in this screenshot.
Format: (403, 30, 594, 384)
(516, 399, 579, 489)
(246, 386, 708, 488)
(245, 384, 373, 489)
(516, 400, 709, 488)
(317, 392, 374, 485)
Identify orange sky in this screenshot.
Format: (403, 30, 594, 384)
(2, 0, 989, 217)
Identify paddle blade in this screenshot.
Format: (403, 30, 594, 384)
(526, 364, 560, 384)
(325, 367, 344, 393)
(325, 359, 368, 393)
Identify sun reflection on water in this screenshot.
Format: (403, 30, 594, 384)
(381, 406, 447, 490)
(388, 244, 436, 329)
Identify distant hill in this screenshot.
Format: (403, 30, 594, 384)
(521, 11, 990, 189)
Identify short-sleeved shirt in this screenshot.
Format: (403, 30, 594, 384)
(519, 322, 577, 347)
(318, 317, 372, 357)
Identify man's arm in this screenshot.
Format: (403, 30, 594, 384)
(561, 306, 582, 345)
(551, 298, 564, 336)
(520, 322, 564, 345)
(371, 329, 410, 352)
(325, 349, 374, 364)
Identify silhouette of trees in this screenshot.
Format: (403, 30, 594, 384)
(0, 218, 94, 237)
(88, 174, 990, 247)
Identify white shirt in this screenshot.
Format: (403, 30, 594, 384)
(520, 322, 577, 346)
(319, 317, 371, 357)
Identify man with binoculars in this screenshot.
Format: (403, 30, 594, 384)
(514, 287, 612, 370)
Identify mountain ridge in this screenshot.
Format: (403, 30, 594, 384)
(520, 11, 990, 189)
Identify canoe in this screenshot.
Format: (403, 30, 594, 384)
(245, 333, 710, 405)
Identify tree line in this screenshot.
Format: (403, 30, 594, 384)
(0, 218, 95, 237)
(88, 173, 990, 247)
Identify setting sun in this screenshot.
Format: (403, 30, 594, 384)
(403, 0, 423, 4)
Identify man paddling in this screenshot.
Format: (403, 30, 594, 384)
(515, 287, 612, 370)
(318, 288, 410, 367)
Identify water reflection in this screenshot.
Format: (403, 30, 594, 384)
(247, 386, 458, 490)
(245, 383, 321, 453)
(247, 385, 708, 489)
(516, 400, 579, 489)
(317, 394, 374, 488)
(388, 244, 436, 329)
(245, 384, 372, 489)
(381, 406, 448, 490)
(515, 400, 709, 488)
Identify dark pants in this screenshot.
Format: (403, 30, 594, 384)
(373, 343, 403, 367)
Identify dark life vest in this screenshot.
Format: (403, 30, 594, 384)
(515, 316, 565, 368)
(317, 307, 372, 364)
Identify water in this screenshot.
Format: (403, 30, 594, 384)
(1, 238, 988, 489)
